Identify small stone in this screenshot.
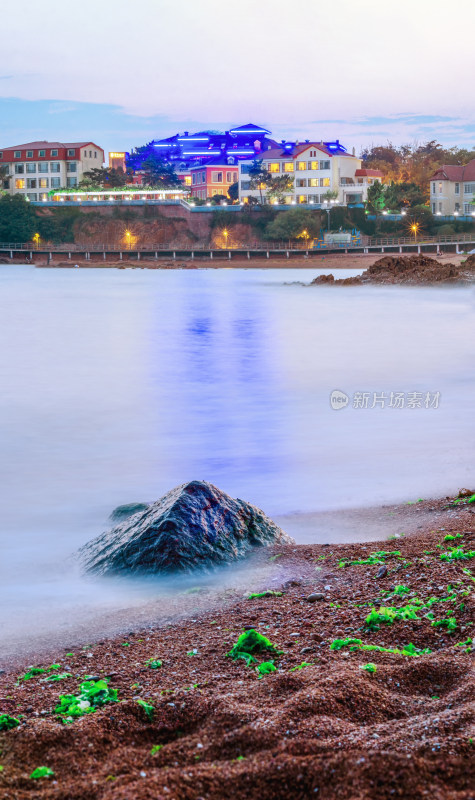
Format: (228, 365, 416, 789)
(301, 646, 313, 654)
(376, 565, 388, 579)
(324, 585, 332, 591)
(307, 592, 325, 602)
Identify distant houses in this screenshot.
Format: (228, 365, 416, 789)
(430, 159, 475, 216)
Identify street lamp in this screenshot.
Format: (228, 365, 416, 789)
(410, 223, 419, 241)
(223, 228, 229, 249)
(301, 228, 310, 251)
(125, 229, 132, 250)
(32, 232, 40, 249)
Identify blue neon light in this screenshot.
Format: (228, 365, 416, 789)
(230, 128, 269, 134)
(177, 136, 210, 142)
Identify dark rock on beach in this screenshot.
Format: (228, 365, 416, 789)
(78, 480, 293, 576)
(310, 254, 475, 286)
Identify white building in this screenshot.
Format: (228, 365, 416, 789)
(430, 160, 475, 216)
(0, 140, 105, 202)
(238, 141, 382, 205)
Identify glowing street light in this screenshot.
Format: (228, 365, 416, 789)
(125, 229, 132, 250)
(301, 228, 310, 250)
(223, 228, 229, 248)
(410, 223, 420, 241)
(32, 233, 40, 248)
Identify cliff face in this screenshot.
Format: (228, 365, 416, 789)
(35, 205, 257, 247)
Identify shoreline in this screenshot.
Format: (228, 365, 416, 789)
(1, 493, 473, 798)
(1, 251, 469, 271)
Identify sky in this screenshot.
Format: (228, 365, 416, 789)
(1, 0, 474, 158)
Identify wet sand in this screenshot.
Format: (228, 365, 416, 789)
(1, 494, 473, 799)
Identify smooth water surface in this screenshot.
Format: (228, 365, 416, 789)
(1, 264, 474, 654)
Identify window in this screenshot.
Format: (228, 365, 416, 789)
(67, 177, 77, 187)
(308, 178, 319, 187)
(39, 178, 49, 188)
(268, 162, 280, 172)
(26, 193, 37, 201)
(211, 171, 223, 183)
(455, 183, 460, 194)
(308, 161, 319, 170)
(67, 149, 75, 157)
(455, 202, 460, 211)
(26, 150, 33, 158)
(89, 151, 92, 158)
(26, 163, 36, 173)
(296, 161, 306, 170)
(38, 163, 48, 173)
(438, 182, 442, 194)
(67, 162, 77, 172)
(431, 182, 436, 194)
(226, 171, 233, 182)
(184, 176, 191, 185)
(241, 181, 250, 190)
(39, 150, 45, 157)
(15, 164, 24, 174)
(241, 164, 250, 174)
(50, 163, 60, 173)
(15, 178, 25, 189)
(38, 193, 48, 201)
(296, 178, 306, 187)
(320, 177, 331, 187)
(94, 151, 97, 158)
(51, 149, 58, 157)
(432, 203, 436, 213)
(27, 178, 37, 188)
(14, 151, 21, 158)
(192, 173, 196, 184)
(464, 183, 475, 194)
(297, 195, 307, 204)
(464, 204, 473, 214)
(50, 177, 61, 188)
(202, 172, 206, 183)
(283, 162, 294, 172)
(319, 160, 330, 170)
(0, 151, 3, 158)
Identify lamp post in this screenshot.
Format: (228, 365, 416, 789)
(223, 228, 229, 249)
(125, 229, 132, 250)
(32, 233, 40, 249)
(411, 223, 419, 242)
(301, 228, 310, 251)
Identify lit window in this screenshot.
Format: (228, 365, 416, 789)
(297, 161, 306, 170)
(308, 161, 319, 170)
(321, 177, 330, 187)
(268, 163, 280, 173)
(26, 150, 33, 158)
(39, 178, 49, 188)
(438, 182, 443, 194)
(15, 178, 25, 189)
(51, 149, 58, 157)
(283, 162, 294, 172)
(38, 193, 48, 201)
(298, 195, 306, 203)
(308, 178, 319, 187)
(184, 176, 191, 185)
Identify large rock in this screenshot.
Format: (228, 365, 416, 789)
(78, 480, 293, 576)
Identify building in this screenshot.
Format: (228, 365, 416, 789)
(430, 160, 475, 216)
(0, 141, 104, 201)
(190, 161, 239, 200)
(238, 141, 381, 205)
(108, 151, 126, 171)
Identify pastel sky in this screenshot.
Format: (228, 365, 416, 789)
(1, 0, 474, 157)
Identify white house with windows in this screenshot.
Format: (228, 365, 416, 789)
(0, 141, 104, 202)
(430, 160, 475, 216)
(238, 141, 382, 205)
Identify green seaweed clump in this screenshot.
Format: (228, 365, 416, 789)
(290, 662, 312, 671)
(227, 629, 283, 666)
(432, 617, 457, 633)
(150, 744, 163, 755)
(365, 604, 420, 630)
(455, 637, 472, 653)
(360, 663, 377, 674)
(30, 766, 55, 780)
(440, 547, 475, 562)
(136, 699, 155, 721)
(0, 714, 20, 731)
(247, 590, 283, 599)
(18, 664, 61, 683)
(329, 639, 431, 657)
(257, 661, 276, 677)
(55, 679, 118, 719)
(330, 637, 363, 651)
(339, 550, 401, 568)
(42, 672, 72, 683)
(145, 658, 162, 669)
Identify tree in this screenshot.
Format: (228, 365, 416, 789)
(266, 174, 294, 204)
(0, 194, 36, 241)
(140, 153, 182, 189)
(322, 190, 338, 202)
(80, 167, 129, 189)
(366, 180, 386, 212)
(263, 208, 322, 240)
(227, 181, 239, 202)
(0, 164, 10, 190)
(248, 159, 270, 203)
(384, 181, 426, 210)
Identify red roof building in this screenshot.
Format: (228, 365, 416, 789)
(430, 159, 475, 215)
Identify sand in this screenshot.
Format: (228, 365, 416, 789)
(0, 495, 474, 799)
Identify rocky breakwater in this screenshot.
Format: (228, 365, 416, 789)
(311, 253, 475, 286)
(77, 480, 293, 575)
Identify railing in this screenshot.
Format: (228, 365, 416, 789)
(1, 232, 475, 253)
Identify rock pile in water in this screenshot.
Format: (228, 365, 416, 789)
(310, 254, 475, 286)
(78, 480, 293, 576)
